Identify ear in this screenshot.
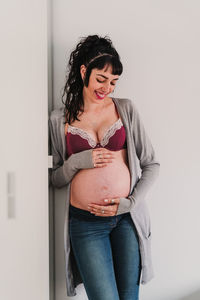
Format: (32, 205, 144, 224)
(80, 64, 86, 81)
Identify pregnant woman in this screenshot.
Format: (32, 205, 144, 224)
(49, 35, 160, 300)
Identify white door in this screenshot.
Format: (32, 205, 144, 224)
(0, 1, 49, 300)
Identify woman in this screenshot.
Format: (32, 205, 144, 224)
(49, 35, 160, 299)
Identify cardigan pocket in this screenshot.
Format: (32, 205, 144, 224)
(131, 200, 152, 240)
(141, 225, 151, 240)
(146, 231, 152, 240)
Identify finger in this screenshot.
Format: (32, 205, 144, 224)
(88, 204, 106, 209)
(89, 204, 115, 211)
(97, 158, 113, 164)
(91, 204, 117, 216)
(94, 209, 116, 217)
(88, 205, 110, 215)
(95, 154, 114, 161)
(90, 208, 110, 216)
(94, 148, 112, 152)
(93, 153, 114, 166)
(92, 206, 116, 216)
(101, 204, 117, 216)
(96, 155, 114, 161)
(93, 212, 111, 217)
(95, 159, 113, 167)
(94, 162, 108, 168)
(104, 198, 120, 204)
(93, 148, 115, 157)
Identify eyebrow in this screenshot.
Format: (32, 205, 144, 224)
(96, 74, 119, 80)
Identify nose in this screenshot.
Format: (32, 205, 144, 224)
(102, 82, 112, 94)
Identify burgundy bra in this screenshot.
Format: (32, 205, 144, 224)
(66, 102, 127, 157)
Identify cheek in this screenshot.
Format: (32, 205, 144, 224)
(93, 83, 102, 90)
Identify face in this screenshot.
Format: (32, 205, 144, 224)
(80, 64, 119, 103)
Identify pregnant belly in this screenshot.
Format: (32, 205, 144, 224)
(70, 157, 131, 211)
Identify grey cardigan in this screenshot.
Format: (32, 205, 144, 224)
(48, 97, 160, 297)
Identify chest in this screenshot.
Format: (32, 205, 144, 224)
(66, 117, 121, 143)
(66, 98, 121, 142)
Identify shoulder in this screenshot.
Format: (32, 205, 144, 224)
(113, 97, 138, 113)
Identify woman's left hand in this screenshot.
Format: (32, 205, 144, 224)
(88, 198, 120, 216)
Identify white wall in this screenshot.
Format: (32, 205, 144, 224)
(0, 1, 49, 300)
(51, 1, 200, 299)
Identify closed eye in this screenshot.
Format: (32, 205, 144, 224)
(96, 79, 116, 86)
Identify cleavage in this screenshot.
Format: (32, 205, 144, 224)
(68, 118, 121, 145)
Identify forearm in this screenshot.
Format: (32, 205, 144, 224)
(116, 162, 160, 215)
(50, 149, 94, 189)
(116, 99, 160, 215)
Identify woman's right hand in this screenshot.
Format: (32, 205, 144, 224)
(92, 148, 115, 168)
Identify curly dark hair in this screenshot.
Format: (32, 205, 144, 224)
(61, 34, 123, 125)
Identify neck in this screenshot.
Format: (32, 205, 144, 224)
(82, 91, 107, 113)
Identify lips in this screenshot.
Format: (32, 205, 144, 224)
(95, 91, 106, 99)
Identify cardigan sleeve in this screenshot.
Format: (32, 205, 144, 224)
(116, 100, 160, 215)
(48, 116, 94, 189)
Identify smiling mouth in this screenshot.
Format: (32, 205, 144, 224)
(95, 91, 106, 99)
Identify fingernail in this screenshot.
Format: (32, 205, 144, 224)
(104, 199, 108, 202)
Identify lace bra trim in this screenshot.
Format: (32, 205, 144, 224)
(67, 118, 123, 148)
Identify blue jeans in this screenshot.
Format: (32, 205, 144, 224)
(69, 204, 142, 300)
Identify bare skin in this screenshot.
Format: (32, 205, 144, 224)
(68, 64, 131, 216)
(70, 147, 130, 216)
(89, 147, 121, 216)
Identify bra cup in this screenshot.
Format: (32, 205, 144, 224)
(66, 125, 127, 157)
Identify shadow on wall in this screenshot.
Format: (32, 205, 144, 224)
(179, 290, 200, 300)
